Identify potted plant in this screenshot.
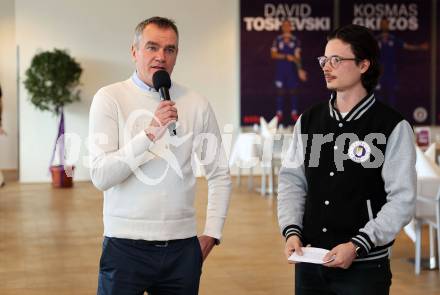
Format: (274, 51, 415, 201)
(24, 49, 82, 187)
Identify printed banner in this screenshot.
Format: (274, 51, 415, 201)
(240, 0, 333, 126)
(339, 0, 432, 125)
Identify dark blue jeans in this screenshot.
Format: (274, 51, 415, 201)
(295, 258, 392, 295)
(97, 236, 202, 295)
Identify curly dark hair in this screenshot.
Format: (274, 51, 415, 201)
(327, 24, 381, 93)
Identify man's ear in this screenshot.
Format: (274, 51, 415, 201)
(360, 59, 371, 74)
(130, 44, 137, 62)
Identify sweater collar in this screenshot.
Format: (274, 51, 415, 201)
(328, 92, 376, 122)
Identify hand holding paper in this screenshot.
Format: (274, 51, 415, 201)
(285, 235, 303, 261)
(288, 247, 334, 264)
(322, 242, 357, 269)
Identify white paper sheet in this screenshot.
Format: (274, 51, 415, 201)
(288, 247, 334, 264)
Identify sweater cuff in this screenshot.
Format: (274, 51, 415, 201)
(282, 225, 303, 241)
(121, 131, 153, 168)
(203, 216, 226, 242)
(351, 232, 374, 256)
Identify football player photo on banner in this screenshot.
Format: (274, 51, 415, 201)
(240, 0, 333, 126)
(339, 0, 431, 125)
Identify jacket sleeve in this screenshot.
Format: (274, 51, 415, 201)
(351, 120, 416, 254)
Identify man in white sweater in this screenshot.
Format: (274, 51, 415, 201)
(89, 16, 232, 295)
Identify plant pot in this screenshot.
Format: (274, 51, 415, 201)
(50, 165, 74, 188)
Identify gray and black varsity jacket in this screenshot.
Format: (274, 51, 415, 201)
(277, 92, 416, 262)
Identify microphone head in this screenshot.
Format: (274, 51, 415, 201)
(152, 70, 171, 91)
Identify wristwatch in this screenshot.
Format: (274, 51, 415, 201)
(353, 242, 367, 258)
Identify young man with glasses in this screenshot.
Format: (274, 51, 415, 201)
(277, 24, 416, 295)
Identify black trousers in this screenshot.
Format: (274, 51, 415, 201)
(97, 236, 202, 295)
(295, 258, 392, 295)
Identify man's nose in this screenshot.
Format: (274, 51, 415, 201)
(322, 60, 332, 72)
(155, 49, 166, 62)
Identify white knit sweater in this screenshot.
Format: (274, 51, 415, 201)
(89, 78, 231, 241)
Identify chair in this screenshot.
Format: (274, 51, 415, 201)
(258, 117, 293, 196)
(410, 146, 440, 274)
(414, 177, 440, 274)
(229, 132, 260, 191)
(259, 116, 278, 196)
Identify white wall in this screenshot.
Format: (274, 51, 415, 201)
(0, 0, 18, 170)
(16, 0, 240, 182)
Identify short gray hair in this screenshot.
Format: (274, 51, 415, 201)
(133, 16, 179, 48)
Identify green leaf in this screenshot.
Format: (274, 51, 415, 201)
(24, 49, 83, 115)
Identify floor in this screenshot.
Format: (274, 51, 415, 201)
(0, 178, 439, 294)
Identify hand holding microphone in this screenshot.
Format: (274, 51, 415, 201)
(153, 70, 177, 136)
(145, 100, 177, 142)
(145, 70, 178, 142)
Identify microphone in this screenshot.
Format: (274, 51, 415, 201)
(152, 70, 176, 136)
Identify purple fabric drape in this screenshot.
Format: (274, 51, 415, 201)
(49, 108, 65, 169)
